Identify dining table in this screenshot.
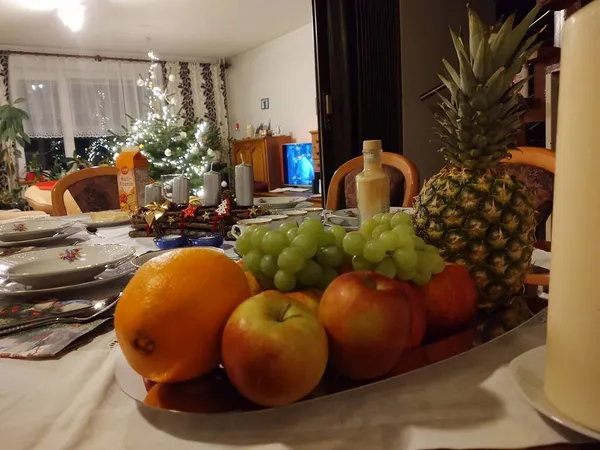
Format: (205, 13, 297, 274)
(0, 222, 594, 450)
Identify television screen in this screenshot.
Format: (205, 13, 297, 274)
(282, 143, 315, 186)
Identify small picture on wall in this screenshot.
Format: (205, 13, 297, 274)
(261, 98, 270, 110)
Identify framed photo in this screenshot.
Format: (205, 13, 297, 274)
(261, 98, 270, 110)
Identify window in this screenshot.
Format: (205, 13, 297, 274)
(9, 55, 151, 174)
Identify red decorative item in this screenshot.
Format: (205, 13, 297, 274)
(146, 224, 151, 237)
(182, 204, 198, 220)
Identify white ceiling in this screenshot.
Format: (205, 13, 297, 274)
(0, 0, 313, 60)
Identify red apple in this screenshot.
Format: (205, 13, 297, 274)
(415, 264, 478, 341)
(318, 271, 411, 380)
(397, 281, 427, 348)
(221, 290, 328, 407)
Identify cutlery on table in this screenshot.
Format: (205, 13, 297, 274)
(0, 292, 122, 337)
(86, 226, 105, 239)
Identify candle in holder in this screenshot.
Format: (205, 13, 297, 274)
(203, 163, 221, 207)
(172, 176, 190, 205)
(545, 2, 600, 432)
(235, 156, 254, 207)
(144, 183, 162, 205)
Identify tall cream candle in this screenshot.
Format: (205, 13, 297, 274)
(545, 2, 600, 432)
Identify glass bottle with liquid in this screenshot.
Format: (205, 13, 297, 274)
(356, 140, 390, 227)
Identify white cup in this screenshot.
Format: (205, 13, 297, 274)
(231, 218, 273, 239)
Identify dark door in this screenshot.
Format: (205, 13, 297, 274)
(312, 0, 403, 201)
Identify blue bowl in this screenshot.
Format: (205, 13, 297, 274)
(154, 235, 187, 250)
(187, 233, 224, 248)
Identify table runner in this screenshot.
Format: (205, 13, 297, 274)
(0, 225, 586, 450)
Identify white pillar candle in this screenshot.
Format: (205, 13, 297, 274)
(545, 2, 600, 432)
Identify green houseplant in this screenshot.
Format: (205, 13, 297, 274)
(0, 98, 30, 192)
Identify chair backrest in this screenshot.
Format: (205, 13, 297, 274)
(502, 147, 556, 288)
(325, 152, 419, 210)
(503, 147, 556, 174)
(51, 167, 120, 216)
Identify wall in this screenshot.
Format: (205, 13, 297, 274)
(399, 0, 495, 182)
(227, 23, 317, 144)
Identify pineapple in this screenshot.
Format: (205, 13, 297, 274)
(413, 6, 543, 312)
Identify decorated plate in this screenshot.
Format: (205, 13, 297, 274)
(0, 223, 85, 248)
(0, 244, 135, 289)
(0, 219, 70, 242)
(0, 262, 135, 298)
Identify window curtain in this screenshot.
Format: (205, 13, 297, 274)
(165, 61, 229, 147)
(0, 52, 12, 192)
(9, 55, 151, 140)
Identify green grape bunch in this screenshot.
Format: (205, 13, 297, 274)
(235, 212, 445, 293)
(236, 218, 346, 293)
(344, 212, 445, 285)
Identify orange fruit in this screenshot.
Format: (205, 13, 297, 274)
(244, 271, 262, 296)
(115, 248, 251, 383)
(143, 375, 240, 413)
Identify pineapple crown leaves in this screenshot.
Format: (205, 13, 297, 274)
(435, 4, 542, 170)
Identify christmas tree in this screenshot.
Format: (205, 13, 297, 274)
(107, 51, 223, 193)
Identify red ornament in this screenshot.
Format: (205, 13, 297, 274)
(182, 204, 198, 219)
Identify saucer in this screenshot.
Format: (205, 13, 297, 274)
(510, 346, 600, 440)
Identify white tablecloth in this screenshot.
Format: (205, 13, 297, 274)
(0, 225, 586, 450)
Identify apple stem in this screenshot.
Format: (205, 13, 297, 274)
(278, 302, 293, 322)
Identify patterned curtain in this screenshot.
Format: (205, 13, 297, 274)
(0, 52, 11, 194)
(165, 61, 229, 156)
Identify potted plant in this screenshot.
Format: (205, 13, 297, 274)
(0, 98, 30, 191)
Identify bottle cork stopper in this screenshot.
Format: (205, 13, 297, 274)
(363, 140, 382, 152)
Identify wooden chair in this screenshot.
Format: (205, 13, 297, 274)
(51, 167, 120, 216)
(325, 152, 420, 210)
(502, 147, 556, 288)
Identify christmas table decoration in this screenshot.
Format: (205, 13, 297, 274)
(129, 193, 269, 239)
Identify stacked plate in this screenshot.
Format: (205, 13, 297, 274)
(0, 219, 84, 248)
(325, 207, 414, 230)
(254, 197, 306, 211)
(0, 243, 135, 297)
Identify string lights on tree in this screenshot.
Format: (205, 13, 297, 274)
(107, 50, 221, 193)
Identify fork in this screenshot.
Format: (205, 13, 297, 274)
(0, 293, 121, 337)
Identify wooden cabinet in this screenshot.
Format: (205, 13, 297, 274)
(309, 130, 321, 172)
(232, 136, 293, 191)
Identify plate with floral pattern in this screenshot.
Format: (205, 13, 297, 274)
(0, 219, 71, 242)
(0, 244, 135, 289)
(0, 223, 85, 248)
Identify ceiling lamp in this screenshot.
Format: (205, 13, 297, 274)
(18, 0, 85, 32)
(57, 1, 85, 32)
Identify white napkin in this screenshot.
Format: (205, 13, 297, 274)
(532, 248, 551, 270)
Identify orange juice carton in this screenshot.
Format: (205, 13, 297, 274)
(116, 146, 150, 212)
